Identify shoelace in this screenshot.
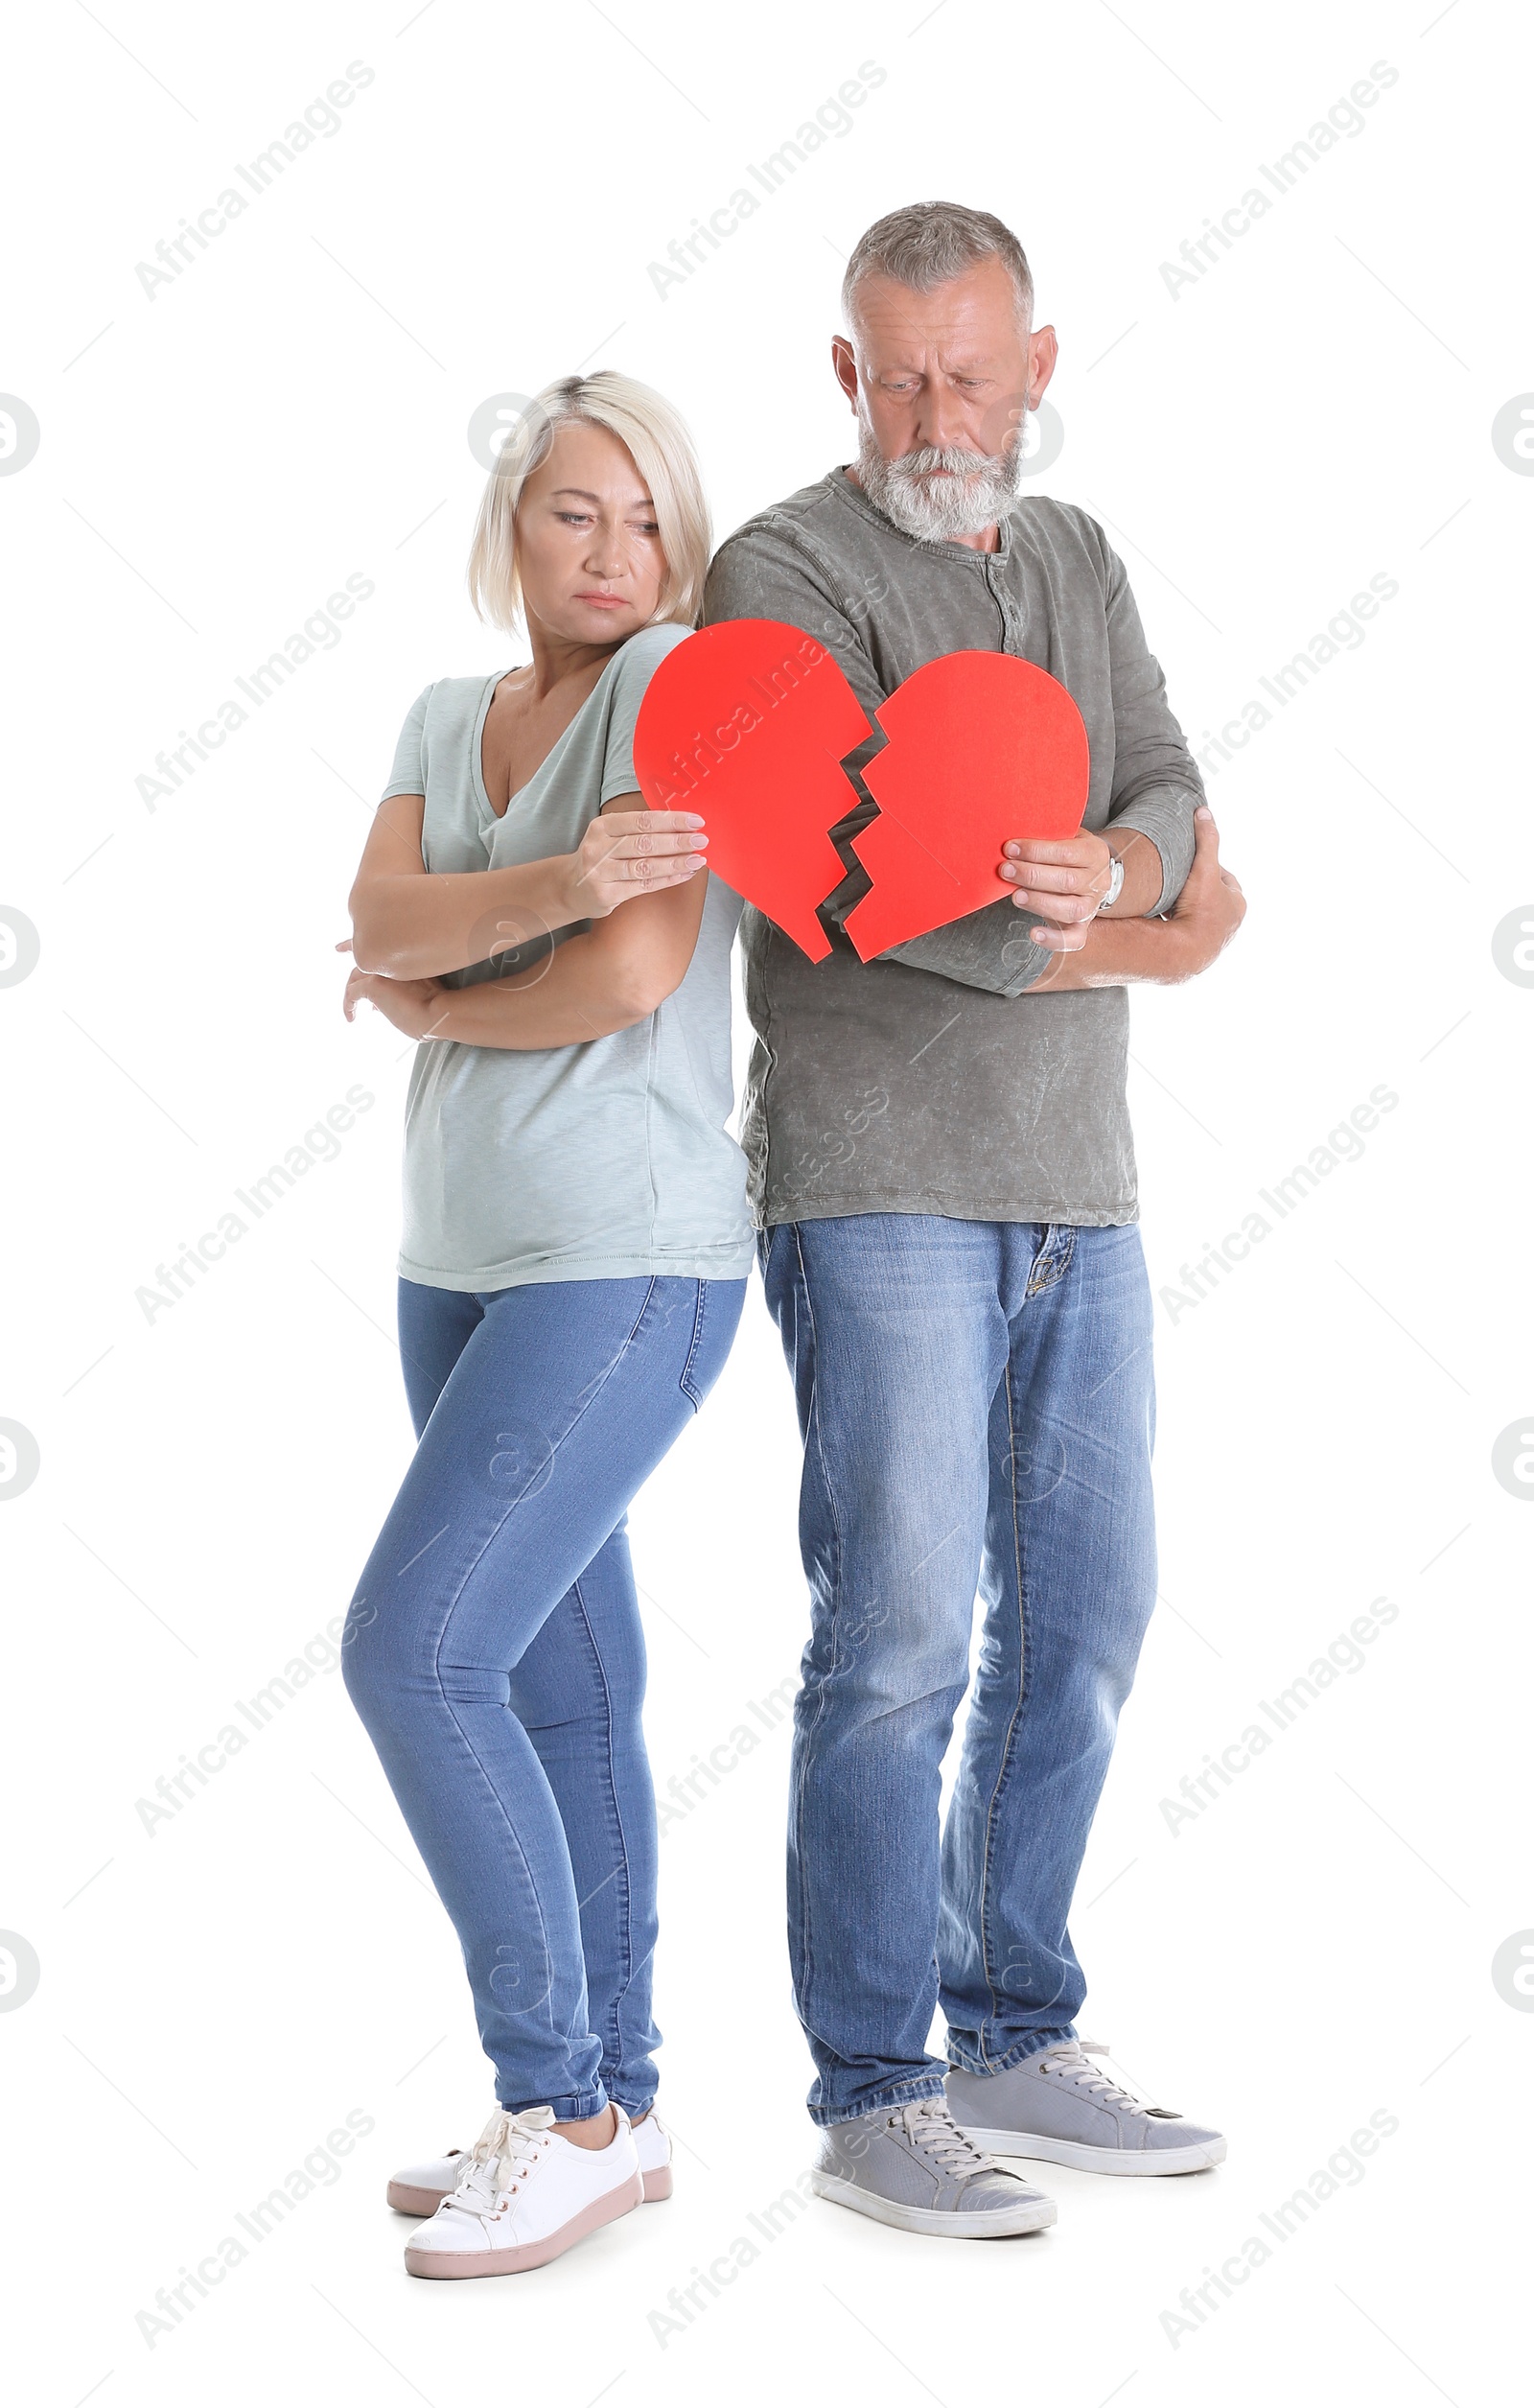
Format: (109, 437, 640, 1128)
(1035, 2040, 1155, 2115)
(896, 2100, 997, 2178)
(444, 2106, 555, 2219)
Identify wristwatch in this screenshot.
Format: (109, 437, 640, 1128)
(1101, 851, 1125, 912)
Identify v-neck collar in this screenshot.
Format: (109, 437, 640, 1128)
(471, 646, 627, 834)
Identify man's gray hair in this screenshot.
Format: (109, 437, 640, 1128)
(842, 201, 1034, 334)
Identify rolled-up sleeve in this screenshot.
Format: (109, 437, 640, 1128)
(1102, 549, 1204, 914)
(880, 896, 1054, 993)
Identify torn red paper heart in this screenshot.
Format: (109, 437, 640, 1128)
(632, 619, 1090, 963)
(631, 620, 868, 963)
(844, 650, 1090, 960)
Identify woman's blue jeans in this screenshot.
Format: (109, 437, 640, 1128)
(343, 1274, 745, 2120)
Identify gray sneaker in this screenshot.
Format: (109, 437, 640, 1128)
(946, 2041, 1225, 2176)
(810, 2097, 1058, 2237)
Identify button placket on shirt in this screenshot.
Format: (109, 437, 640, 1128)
(983, 540, 1024, 659)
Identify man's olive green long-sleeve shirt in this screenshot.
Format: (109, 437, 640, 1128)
(703, 467, 1205, 1228)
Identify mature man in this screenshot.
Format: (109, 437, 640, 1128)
(703, 201, 1245, 2238)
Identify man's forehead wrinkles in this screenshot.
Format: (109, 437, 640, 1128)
(853, 302, 1023, 371)
(862, 304, 987, 343)
(861, 340, 1008, 374)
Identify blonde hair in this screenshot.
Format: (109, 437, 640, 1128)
(467, 371, 710, 634)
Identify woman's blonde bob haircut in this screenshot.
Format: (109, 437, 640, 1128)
(467, 371, 710, 636)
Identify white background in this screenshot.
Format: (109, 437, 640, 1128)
(2, 1, 1529, 2401)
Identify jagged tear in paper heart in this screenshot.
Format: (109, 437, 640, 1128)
(632, 621, 1091, 964)
(843, 651, 1091, 960)
(631, 620, 870, 962)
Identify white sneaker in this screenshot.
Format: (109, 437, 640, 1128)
(403, 2104, 642, 2279)
(388, 2106, 674, 2215)
(634, 2109, 673, 2200)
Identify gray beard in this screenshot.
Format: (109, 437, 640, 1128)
(855, 424, 1024, 541)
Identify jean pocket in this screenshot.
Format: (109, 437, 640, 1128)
(1026, 1224, 1077, 1298)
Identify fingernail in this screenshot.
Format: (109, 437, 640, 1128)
(1000, 863, 1017, 879)
(1004, 842, 1020, 858)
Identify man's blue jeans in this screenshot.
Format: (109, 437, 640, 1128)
(343, 1274, 744, 2121)
(759, 1215, 1157, 2127)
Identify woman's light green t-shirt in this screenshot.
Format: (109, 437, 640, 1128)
(382, 621, 753, 1293)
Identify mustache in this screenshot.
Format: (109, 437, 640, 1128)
(884, 442, 1015, 479)
(855, 416, 1026, 540)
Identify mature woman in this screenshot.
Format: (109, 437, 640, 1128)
(339, 372, 750, 2280)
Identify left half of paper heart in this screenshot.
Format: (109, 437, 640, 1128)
(631, 619, 869, 962)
